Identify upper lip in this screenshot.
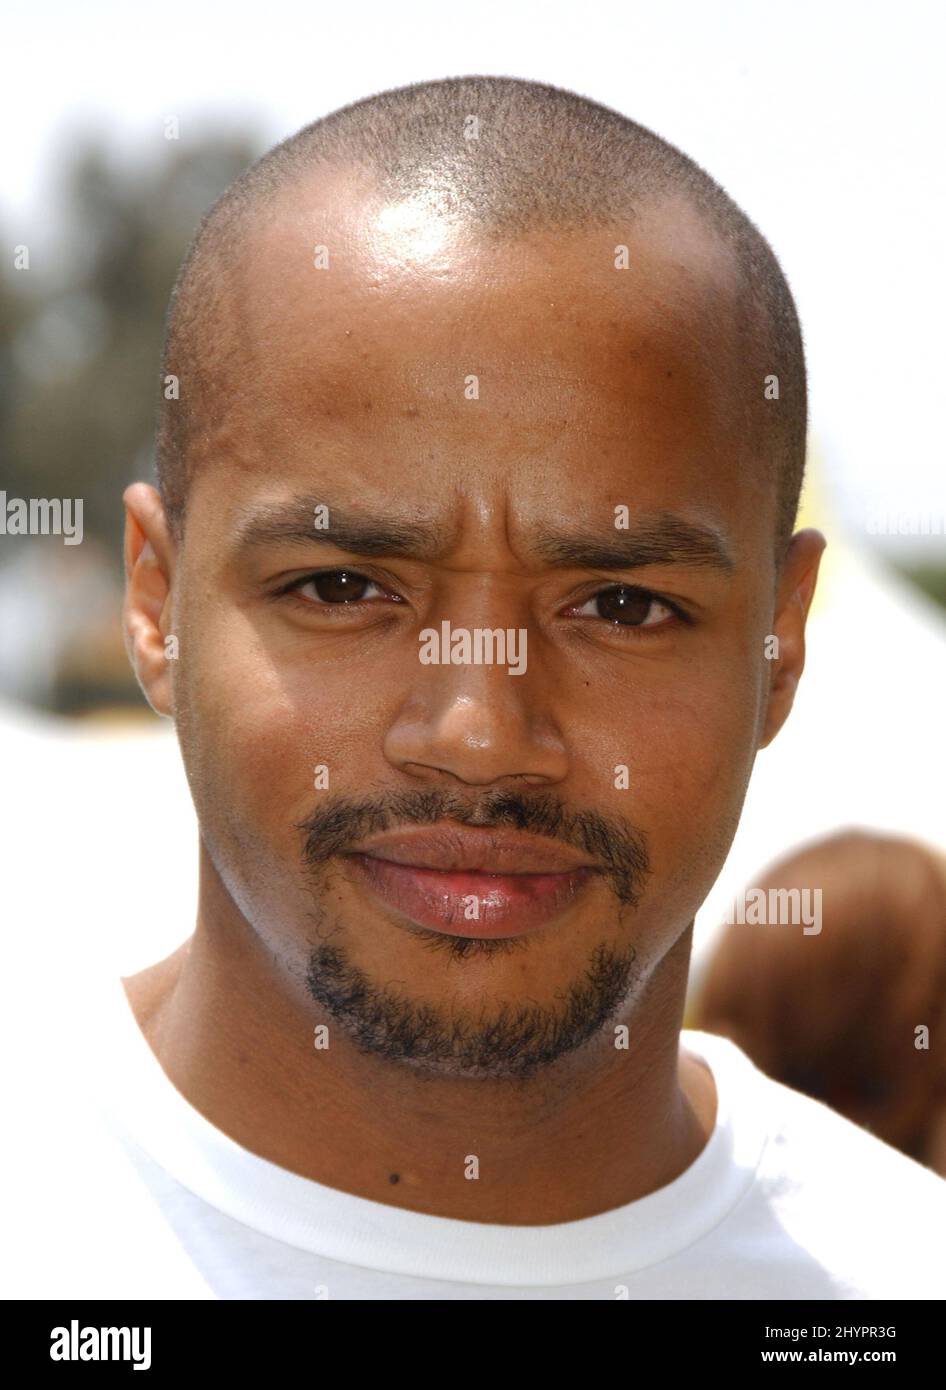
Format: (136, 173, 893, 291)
(345, 824, 599, 875)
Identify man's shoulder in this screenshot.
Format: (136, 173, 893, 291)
(758, 1067, 945, 1205)
(686, 1030, 946, 1281)
(681, 1029, 946, 1296)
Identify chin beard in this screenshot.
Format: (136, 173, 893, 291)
(304, 937, 641, 1081)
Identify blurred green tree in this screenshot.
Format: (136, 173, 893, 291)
(0, 127, 265, 711)
(1, 127, 265, 554)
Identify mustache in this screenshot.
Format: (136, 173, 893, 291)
(296, 787, 651, 907)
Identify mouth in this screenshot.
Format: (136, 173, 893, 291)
(341, 825, 600, 939)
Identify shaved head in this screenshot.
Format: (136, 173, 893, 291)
(154, 75, 806, 556)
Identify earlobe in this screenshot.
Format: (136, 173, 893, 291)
(122, 483, 176, 718)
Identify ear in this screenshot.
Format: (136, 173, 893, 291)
(758, 528, 827, 749)
(122, 482, 176, 718)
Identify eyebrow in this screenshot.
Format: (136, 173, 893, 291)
(233, 500, 736, 575)
(233, 503, 444, 560)
(534, 515, 736, 575)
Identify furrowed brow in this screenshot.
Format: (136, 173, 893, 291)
(533, 515, 736, 575)
(231, 502, 735, 574)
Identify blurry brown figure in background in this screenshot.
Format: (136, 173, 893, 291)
(693, 830, 946, 1177)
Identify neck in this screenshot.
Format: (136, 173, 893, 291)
(123, 850, 717, 1224)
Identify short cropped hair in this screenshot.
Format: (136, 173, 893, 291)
(155, 75, 807, 554)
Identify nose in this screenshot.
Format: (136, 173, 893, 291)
(384, 647, 569, 788)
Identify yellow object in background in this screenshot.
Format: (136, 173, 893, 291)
(794, 441, 836, 614)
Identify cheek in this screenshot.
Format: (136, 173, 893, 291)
(574, 652, 758, 801)
(569, 661, 760, 912)
(644, 705, 754, 913)
(174, 614, 395, 844)
(646, 684, 757, 820)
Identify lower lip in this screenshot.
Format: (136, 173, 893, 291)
(344, 853, 596, 938)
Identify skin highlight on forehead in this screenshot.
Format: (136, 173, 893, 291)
(202, 175, 746, 405)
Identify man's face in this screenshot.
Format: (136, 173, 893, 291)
(156, 179, 810, 1078)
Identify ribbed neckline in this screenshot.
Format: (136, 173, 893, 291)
(94, 972, 770, 1287)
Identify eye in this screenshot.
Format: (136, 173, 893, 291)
(280, 569, 400, 605)
(568, 585, 684, 630)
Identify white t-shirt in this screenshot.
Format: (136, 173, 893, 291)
(6, 967, 946, 1301)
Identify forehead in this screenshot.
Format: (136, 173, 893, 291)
(228, 182, 742, 395)
(187, 180, 767, 542)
